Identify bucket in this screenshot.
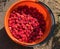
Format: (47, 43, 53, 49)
(4, 0, 55, 46)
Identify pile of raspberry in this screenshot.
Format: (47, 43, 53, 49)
(8, 5, 46, 43)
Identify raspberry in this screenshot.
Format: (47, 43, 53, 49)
(8, 5, 46, 43)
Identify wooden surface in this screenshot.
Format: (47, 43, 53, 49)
(0, 0, 60, 49)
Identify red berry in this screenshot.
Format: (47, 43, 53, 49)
(8, 5, 46, 43)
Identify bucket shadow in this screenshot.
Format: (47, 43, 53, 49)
(0, 27, 33, 49)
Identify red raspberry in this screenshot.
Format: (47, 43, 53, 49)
(8, 5, 46, 43)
